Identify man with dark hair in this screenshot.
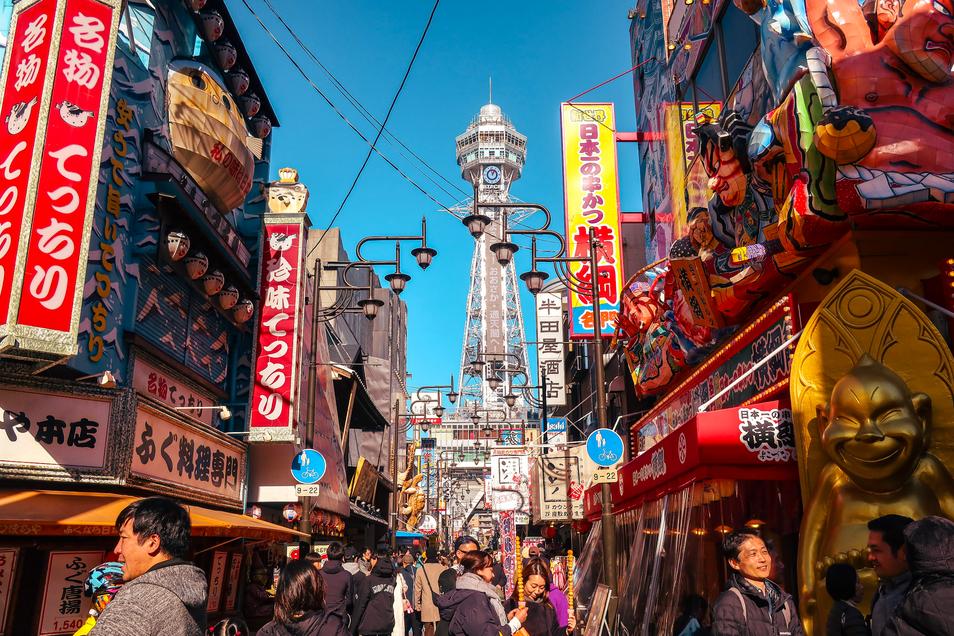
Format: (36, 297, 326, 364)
(320, 541, 353, 621)
(437, 535, 479, 593)
(868, 514, 914, 635)
(90, 496, 207, 635)
(712, 528, 803, 635)
(343, 545, 361, 576)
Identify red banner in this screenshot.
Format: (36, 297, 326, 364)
(249, 223, 304, 432)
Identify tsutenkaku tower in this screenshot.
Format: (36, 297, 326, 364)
(454, 101, 532, 411)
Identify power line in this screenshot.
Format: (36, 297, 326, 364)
(258, 0, 468, 202)
(312, 0, 442, 254)
(237, 0, 457, 220)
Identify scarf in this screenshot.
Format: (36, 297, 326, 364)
(456, 573, 508, 625)
(731, 572, 782, 613)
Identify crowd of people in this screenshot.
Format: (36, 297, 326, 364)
(72, 496, 954, 636)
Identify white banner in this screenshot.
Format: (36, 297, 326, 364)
(536, 292, 566, 406)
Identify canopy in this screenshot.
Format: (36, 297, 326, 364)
(0, 490, 308, 541)
(396, 531, 424, 539)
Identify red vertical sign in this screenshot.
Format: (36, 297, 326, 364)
(249, 223, 303, 430)
(0, 0, 58, 328)
(18, 0, 117, 332)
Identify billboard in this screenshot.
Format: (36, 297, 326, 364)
(560, 103, 624, 339)
(535, 291, 566, 405)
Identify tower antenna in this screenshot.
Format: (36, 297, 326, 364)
(489, 76, 492, 104)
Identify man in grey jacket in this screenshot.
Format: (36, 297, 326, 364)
(91, 496, 207, 635)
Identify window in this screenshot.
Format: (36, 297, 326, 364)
(720, 4, 758, 88)
(118, 1, 156, 68)
(693, 38, 724, 102)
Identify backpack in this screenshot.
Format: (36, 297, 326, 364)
(727, 587, 794, 634)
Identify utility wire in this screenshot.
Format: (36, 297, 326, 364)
(237, 0, 456, 221)
(312, 0, 442, 254)
(259, 0, 468, 202)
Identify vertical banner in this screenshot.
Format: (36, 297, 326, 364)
(248, 221, 303, 440)
(500, 511, 516, 599)
(535, 291, 566, 406)
(560, 103, 624, 339)
(0, 0, 121, 355)
(38, 551, 103, 635)
(0, 548, 16, 636)
(206, 551, 227, 613)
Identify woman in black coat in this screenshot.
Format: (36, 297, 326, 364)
(504, 558, 574, 636)
(436, 551, 528, 636)
(258, 560, 348, 636)
(824, 564, 869, 636)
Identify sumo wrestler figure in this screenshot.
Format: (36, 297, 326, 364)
(798, 355, 954, 631)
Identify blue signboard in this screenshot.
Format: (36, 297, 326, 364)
(545, 417, 567, 435)
(291, 449, 327, 484)
(586, 429, 624, 467)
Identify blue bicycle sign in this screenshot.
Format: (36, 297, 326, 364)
(586, 429, 624, 467)
(291, 449, 326, 485)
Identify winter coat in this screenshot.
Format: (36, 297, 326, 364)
(258, 611, 348, 636)
(436, 566, 460, 636)
(825, 600, 869, 636)
(320, 559, 353, 620)
(436, 587, 516, 636)
(504, 597, 561, 636)
(352, 560, 397, 636)
(711, 574, 804, 636)
(548, 587, 570, 629)
(89, 559, 207, 636)
(883, 516, 954, 636)
(392, 570, 406, 636)
(413, 563, 446, 623)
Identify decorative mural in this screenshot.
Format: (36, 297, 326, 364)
(621, 0, 954, 396)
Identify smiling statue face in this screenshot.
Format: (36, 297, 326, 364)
(820, 356, 929, 487)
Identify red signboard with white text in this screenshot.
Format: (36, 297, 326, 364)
(0, 0, 121, 356)
(248, 222, 304, 440)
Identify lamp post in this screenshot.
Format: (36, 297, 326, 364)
(465, 199, 619, 595)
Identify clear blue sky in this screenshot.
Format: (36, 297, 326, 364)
(229, 0, 642, 395)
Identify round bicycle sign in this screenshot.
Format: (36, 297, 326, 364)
(291, 449, 326, 484)
(586, 428, 624, 467)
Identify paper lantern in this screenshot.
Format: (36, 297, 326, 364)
(225, 68, 250, 96)
(233, 298, 254, 323)
(212, 40, 237, 71)
(249, 115, 272, 139)
(186, 0, 207, 10)
(218, 285, 239, 310)
(184, 252, 209, 280)
(542, 525, 557, 539)
(199, 10, 224, 41)
(238, 93, 261, 118)
(202, 270, 225, 296)
(164, 231, 190, 262)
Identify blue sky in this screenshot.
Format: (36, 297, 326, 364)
(230, 0, 642, 395)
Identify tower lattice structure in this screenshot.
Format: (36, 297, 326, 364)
(452, 102, 533, 414)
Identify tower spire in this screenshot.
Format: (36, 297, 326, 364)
(489, 76, 493, 104)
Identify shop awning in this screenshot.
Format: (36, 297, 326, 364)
(349, 501, 388, 526)
(0, 490, 308, 541)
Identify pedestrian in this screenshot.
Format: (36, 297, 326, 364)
(414, 547, 446, 636)
(343, 547, 361, 576)
(358, 548, 373, 576)
(866, 515, 913, 636)
(438, 535, 479, 593)
(307, 553, 324, 571)
(245, 568, 277, 632)
(548, 558, 570, 631)
(258, 560, 347, 636)
(504, 557, 575, 636)
(672, 594, 709, 636)
(824, 563, 868, 636)
(397, 553, 417, 636)
(73, 562, 124, 636)
(711, 528, 803, 636)
(393, 562, 407, 636)
(884, 515, 954, 636)
(209, 617, 250, 636)
(320, 542, 354, 622)
(436, 550, 528, 636)
(89, 496, 207, 635)
(491, 552, 507, 592)
(351, 547, 398, 636)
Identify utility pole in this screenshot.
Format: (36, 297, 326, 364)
(391, 396, 401, 550)
(589, 227, 617, 596)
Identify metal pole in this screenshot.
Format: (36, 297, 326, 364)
(391, 396, 401, 550)
(300, 266, 321, 540)
(588, 227, 617, 595)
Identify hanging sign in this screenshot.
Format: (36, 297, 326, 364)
(38, 551, 103, 635)
(586, 428, 624, 467)
(291, 448, 326, 484)
(536, 291, 567, 405)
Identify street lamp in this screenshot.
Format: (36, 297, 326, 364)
(356, 296, 384, 321)
(487, 375, 501, 391)
(469, 358, 485, 375)
(504, 391, 518, 408)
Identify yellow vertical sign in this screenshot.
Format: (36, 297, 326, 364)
(560, 103, 625, 339)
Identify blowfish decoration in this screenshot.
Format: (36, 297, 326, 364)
(56, 100, 95, 128)
(6, 97, 37, 135)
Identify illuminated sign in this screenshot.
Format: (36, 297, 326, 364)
(560, 103, 624, 338)
(0, 0, 122, 356)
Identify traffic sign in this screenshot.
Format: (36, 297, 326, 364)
(592, 467, 619, 484)
(586, 428, 624, 467)
(295, 484, 321, 497)
(291, 449, 326, 484)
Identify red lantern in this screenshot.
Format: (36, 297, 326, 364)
(412, 539, 421, 546)
(542, 525, 557, 539)
(573, 519, 592, 533)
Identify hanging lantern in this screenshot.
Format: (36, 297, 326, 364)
(542, 525, 558, 539)
(246, 505, 262, 519)
(184, 251, 209, 280)
(225, 68, 250, 95)
(202, 270, 225, 296)
(572, 519, 592, 534)
(164, 230, 190, 262)
(212, 40, 237, 71)
(218, 285, 240, 310)
(282, 503, 301, 523)
(238, 93, 261, 118)
(249, 115, 272, 139)
(233, 298, 254, 323)
(199, 10, 224, 41)
(185, 0, 207, 11)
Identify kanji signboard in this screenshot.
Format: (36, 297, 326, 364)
(132, 357, 216, 426)
(535, 291, 566, 406)
(560, 103, 624, 339)
(489, 451, 530, 511)
(0, 0, 122, 356)
(130, 408, 244, 507)
(38, 551, 102, 635)
(249, 221, 304, 441)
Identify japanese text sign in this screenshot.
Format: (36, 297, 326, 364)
(0, 387, 111, 470)
(490, 452, 530, 511)
(531, 453, 585, 521)
(535, 291, 566, 406)
(0, 0, 121, 356)
(207, 551, 227, 613)
(560, 103, 624, 339)
(0, 548, 16, 636)
(133, 357, 215, 426)
(130, 408, 244, 506)
(224, 553, 243, 612)
(249, 222, 304, 437)
(39, 551, 102, 635)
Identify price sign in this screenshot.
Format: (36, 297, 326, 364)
(592, 468, 619, 484)
(295, 484, 320, 497)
